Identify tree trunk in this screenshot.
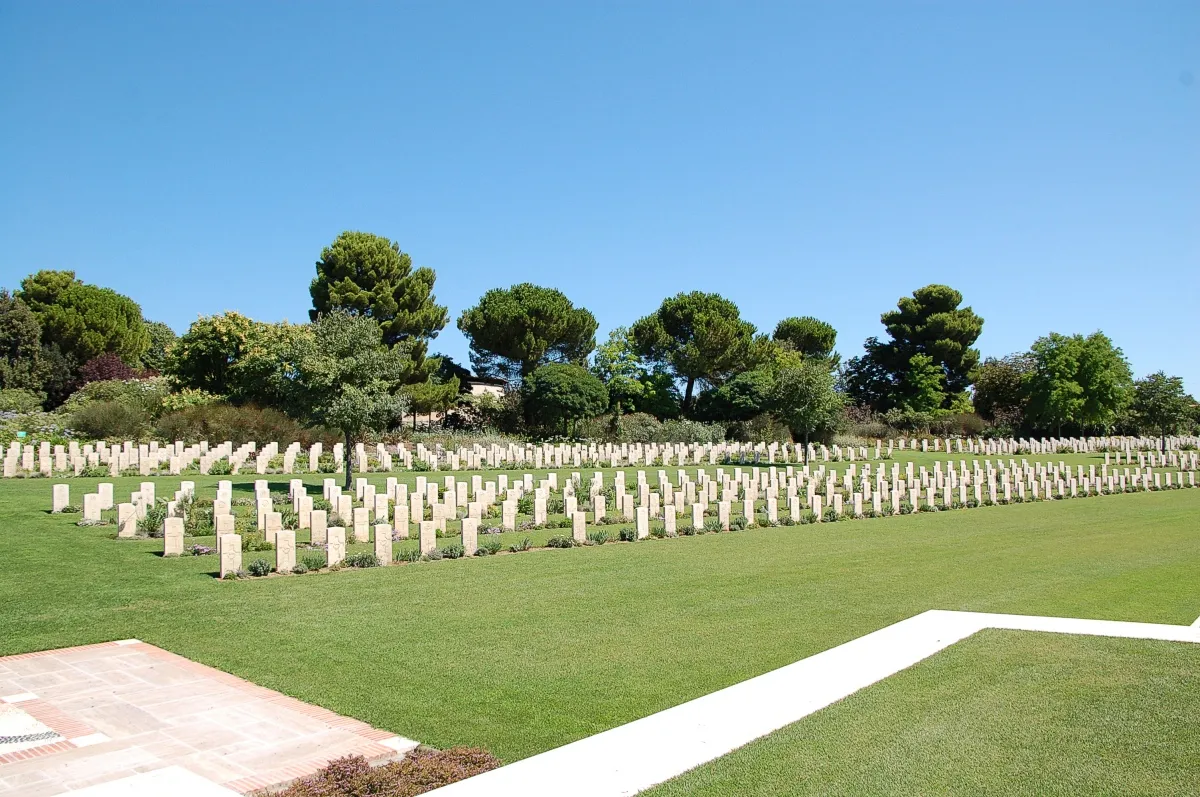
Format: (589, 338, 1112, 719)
(804, 431, 810, 464)
(683, 376, 696, 414)
(343, 429, 353, 490)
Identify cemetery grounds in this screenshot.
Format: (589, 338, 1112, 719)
(1, 448, 1198, 795)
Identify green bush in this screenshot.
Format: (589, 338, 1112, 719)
(545, 535, 575, 548)
(394, 548, 421, 563)
(476, 538, 503, 556)
(345, 552, 381, 568)
(0, 388, 45, 413)
(586, 529, 609, 545)
(71, 400, 152, 440)
(442, 543, 466, 559)
(138, 502, 168, 536)
(799, 509, 818, 524)
(59, 378, 170, 419)
(423, 548, 444, 561)
(703, 518, 723, 533)
(618, 527, 638, 542)
(822, 507, 840, 523)
(291, 562, 308, 574)
(730, 515, 750, 530)
(508, 537, 532, 553)
(153, 403, 337, 447)
(247, 558, 272, 577)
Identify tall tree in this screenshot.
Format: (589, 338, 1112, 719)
(771, 360, 844, 460)
(1130, 371, 1191, 449)
(971, 353, 1034, 427)
(457, 283, 597, 381)
(0, 289, 45, 392)
(284, 311, 411, 488)
(1025, 331, 1131, 435)
(772, 316, 839, 370)
(591, 327, 680, 418)
(141, 321, 177, 373)
(630, 291, 757, 412)
(844, 285, 983, 411)
(18, 270, 149, 365)
(309, 231, 448, 348)
(166, 312, 259, 397)
(522, 363, 608, 437)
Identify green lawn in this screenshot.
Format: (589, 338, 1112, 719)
(645, 630, 1200, 796)
(1, 470, 1197, 767)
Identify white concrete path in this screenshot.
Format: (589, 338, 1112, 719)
(428, 610, 1200, 797)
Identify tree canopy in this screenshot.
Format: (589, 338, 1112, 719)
(630, 291, 757, 412)
(1025, 331, 1132, 434)
(772, 316, 839, 370)
(522, 363, 608, 436)
(309, 231, 448, 348)
(844, 284, 982, 411)
(0, 289, 45, 393)
(771, 359, 844, 456)
(457, 283, 597, 382)
(591, 327, 680, 418)
(18, 270, 149, 366)
(1130, 371, 1192, 446)
(284, 311, 412, 486)
(142, 321, 177, 373)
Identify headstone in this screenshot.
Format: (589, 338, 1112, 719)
(162, 517, 185, 555)
(462, 518, 479, 556)
(373, 524, 392, 564)
(419, 521, 436, 555)
(118, 502, 137, 537)
(83, 493, 102, 522)
(219, 534, 242, 577)
(327, 527, 346, 567)
(52, 483, 70, 512)
(310, 509, 328, 545)
(352, 507, 370, 542)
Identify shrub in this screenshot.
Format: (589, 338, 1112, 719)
(79, 353, 139, 384)
(649, 523, 667, 539)
(271, 749, 501, 797)
(153, 403, 338, 447)
(617, 527, 638, 542)
(822, 507, 840, 523)
(345, 552, 381, 568)
(0, 388, 45, 413)
(586, 529, 609, 545)
(423, 548, 444, 561)
(442, 543, 466, 559)
(508, 537, 532, 553)
(679, 525, 696, 536)
(703, 518, 723, 533)
(59, 504, 80, 514)
(799, 509, 818, 524)
(138, 502, 168, 536)
(242, 534, 274, 552)
(476, 538, 503, 556)
(291, 562, 308, 574)
(247, 558, 272, 577)
(545, 535, 575, 548)
(730, 515, 750, 530)
(71, 400, 151, 440)
(394, 548, 421, 563)
(899, 500, 915, 515)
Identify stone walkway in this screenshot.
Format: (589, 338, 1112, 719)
(0, 641, 417, 795)
(426, 610, 1200, 796)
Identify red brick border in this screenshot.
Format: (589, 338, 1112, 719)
(0, 696, 100, 766)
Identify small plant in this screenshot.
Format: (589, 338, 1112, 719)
(545, 535, 575, 548)
(649, 524, 667, 539)
(423, 548, 445, 561)
(188, 544, 214, 556)
(618, 527, 638, 542)
(679, 525, 696, 536)
(395, 548, 421, 563)
(60, 504, 80, 514)
(242, 535, 275, 552)
(899, 501, 915, 515)
(222, 570, 242, 580)
(703, 518, 723, 533)
(139, 502, 169, 537)
(477, 538, 503, 556)
(290, 562, 308, 574)
(880, 504, 895, 517)
(247, 558, 272, 577)
(508, 537, 533, 553)
(279, 507, 299, 529)
(730, 515, 750, 531)
(799, 509, 818, 524)
(345, 552, 381, 568)
(208, 459, 233, 476)
(301, 552, 326, 570)
(442, 543, 466, 559)
(586, 529, 610, 545)
(822, 507, 840, 523)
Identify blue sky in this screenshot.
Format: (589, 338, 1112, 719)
(1, 1, 1196, 391)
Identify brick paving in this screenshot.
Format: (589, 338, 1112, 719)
(0, 641, 417, 795)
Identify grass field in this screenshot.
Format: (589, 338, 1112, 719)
(1, 467, 1197, 769)
(645, 630, 1200, 796)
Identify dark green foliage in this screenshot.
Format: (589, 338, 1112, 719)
(972, 354, 1034, 428)
(586, 529, 610, 545)
(0, 388, 45, 413)
(457, 283, 597, 381)
(695, 368, 775, 423)
(509, 537, 533, 552)
(618, 527, 638, 542)
(154, 404, 336, 447)
(631, 292, 758, 411)
(441, 543, 466, 559)
(72, 400, 152, 440)
(773, 316, 839, 369)
(730, 515, 750, 530)
(18, 270, 149, 365)
(522, 363, 608, 436)
(772, 360, 843, 453)
(141, 321, 176, 373)
(844, 285, 983, 411)
(309, 231, 449, 348)
(591, 327, 681, 418)
(1130, 372, 1192, 444)
(395, 548, 422, 563)
(476, 538, 503, 556)
(545, 535, 575, 548)
(246, 558, 272, 577)
(1025, 332, 1132, 434)
(345, 552, 381, 568)
(0, 289, 45, 392)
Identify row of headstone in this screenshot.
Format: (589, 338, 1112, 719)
(10, 434, 1199, 478)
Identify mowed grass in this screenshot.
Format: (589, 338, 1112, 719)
(0, 469, 1197, 765)
(645, 630, 1200, 796)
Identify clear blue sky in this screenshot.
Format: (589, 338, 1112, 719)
(2, 1, 1196, 392)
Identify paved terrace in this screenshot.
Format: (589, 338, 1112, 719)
(0, 641, 416, 795)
